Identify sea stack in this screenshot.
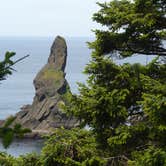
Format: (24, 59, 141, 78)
(13, 36, 77, 131)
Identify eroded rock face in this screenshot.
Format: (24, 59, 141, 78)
(13, 36, 77, 131)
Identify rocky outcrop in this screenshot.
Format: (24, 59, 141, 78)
(13, 36, 77, 131)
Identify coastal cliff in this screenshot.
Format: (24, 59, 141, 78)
(12, 36, 77, 132)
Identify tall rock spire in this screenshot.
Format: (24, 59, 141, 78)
(13, 36, 77, 131)
(48, 36, 67, 71)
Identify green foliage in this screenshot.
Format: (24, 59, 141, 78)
(129, 147, 166, 166)
(90, 0, 166, 57)
(61, 83, 72, 103)
(3, 116, 16, 128)
(0, 152, 16, 166)
(0, 152, 41, 166)
(0, 52, 29, 81)
(17, 153, 41, 166)
(67, 58, 165, 150)
(40, 128, 105, 166)
(0, 128, 106, 166)
(0, 116, 31, 149)
(0, 52, 15, 81)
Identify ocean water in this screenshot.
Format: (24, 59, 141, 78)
(0, 138, 44, 157)
(0, 37, 156, 156)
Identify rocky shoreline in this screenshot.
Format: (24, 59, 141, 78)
(23, 130, 52, 139)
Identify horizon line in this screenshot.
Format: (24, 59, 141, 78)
(0, 35, 95, 38)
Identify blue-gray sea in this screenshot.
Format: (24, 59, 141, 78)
(0, 37, 155, 156)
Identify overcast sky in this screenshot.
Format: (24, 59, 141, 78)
(0, 0, 108, 37)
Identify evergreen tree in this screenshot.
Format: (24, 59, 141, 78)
(91, 0, 166, 57)
(66, 0, 166, 165)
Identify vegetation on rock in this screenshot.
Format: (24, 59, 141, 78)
(42, 68, 63, 82)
